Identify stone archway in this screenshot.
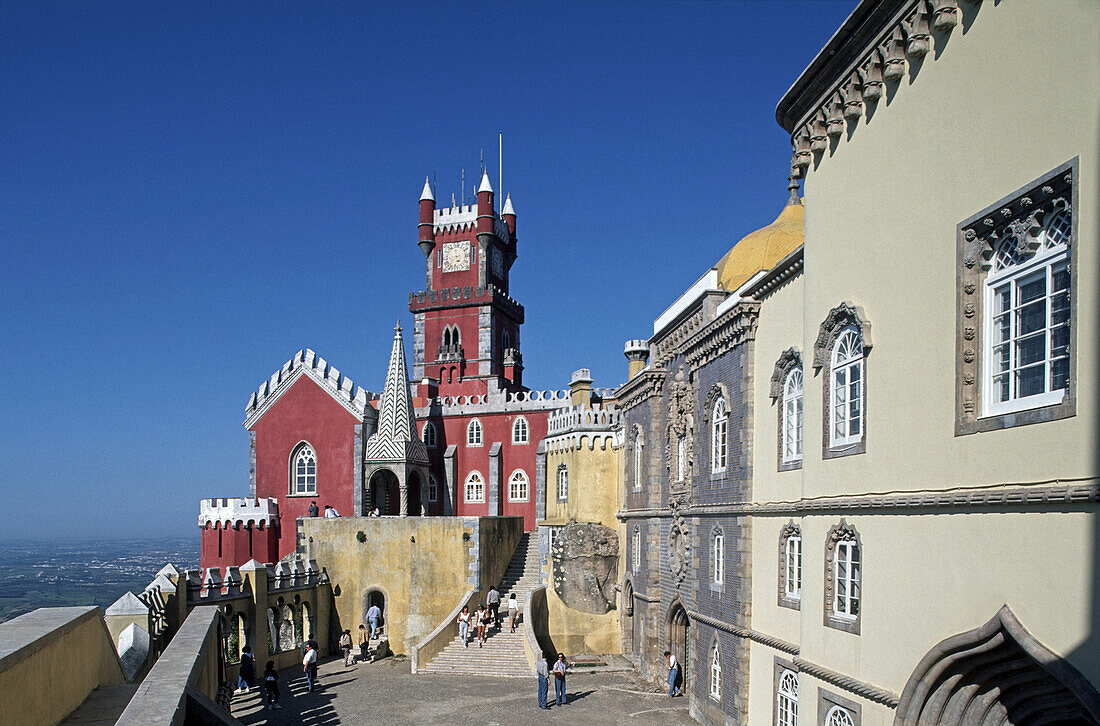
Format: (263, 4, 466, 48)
(407, 471, 422, 516)
(621, 579, 635, 655)
(895, 605, 1100, 726)
(368, 469, 399, 515)
(668, 599, 690, 694)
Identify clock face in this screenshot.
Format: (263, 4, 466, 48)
(491, 246, 503, 278)
(442, 241, 470, 272)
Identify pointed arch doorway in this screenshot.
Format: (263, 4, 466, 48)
(668, 599, 690, 695)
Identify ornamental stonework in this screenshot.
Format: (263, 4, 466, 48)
(664, 370, 694, 491)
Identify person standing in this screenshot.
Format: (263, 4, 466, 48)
(357, 624, 368, 662)
(262, 661, 282, 709)
(536, 653, 550, 709)
(507, 593, 519, 633)
(486, 585, 501, 628)
(366, 603, 382, 639)
(552, 653, 568, 705)
(664, 651, 680, 697)
(302, 642, 318, 692)
(475, 604, 488, 647)
(457, 606, 471, 647)
(236, 645, 255, 693)
(324, 504, 340, 517)
(339, 629, 353, 667)
(307, 501, 319, 518)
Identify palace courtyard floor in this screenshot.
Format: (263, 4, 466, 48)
(231, 654, 695, 725)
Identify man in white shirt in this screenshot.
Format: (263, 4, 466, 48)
(665, 650, 680, 697)
(324, 505, 340, 518)
(303, 642, 319, 692)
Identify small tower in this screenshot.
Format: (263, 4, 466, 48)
(363, 324, 430, 516)
(624, 340, 650, 380)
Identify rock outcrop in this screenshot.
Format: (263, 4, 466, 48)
(551, 522, 619, 614)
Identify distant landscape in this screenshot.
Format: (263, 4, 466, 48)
(0, 537, 199, 623)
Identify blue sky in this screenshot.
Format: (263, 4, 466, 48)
(1, 1, 855, 540)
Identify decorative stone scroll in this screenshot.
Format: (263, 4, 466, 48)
(813, 303, 872, 370)
(664, 370, 694, 489)
(769, 349, 802, 400)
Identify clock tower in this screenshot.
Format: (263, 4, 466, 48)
(408, 171, 524, 396)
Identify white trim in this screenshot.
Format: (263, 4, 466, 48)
(289, 441, 317, 496)
(422, 421, 438, 448)
(464, 471, 485, 503)
(782, 368, 804, 464)
(507, 469, 530, 502)
(829, 329, 863, 449)
(512, 416, 530, 444)
(653, 268, 720, 337)
(785, 535, 802, 599)
(245, 365, 366, 429)
(712, 397, 728, 474)
(467, 418, 483, 447)
(709, 641, 722, 700)
(712, 530, 724, 585)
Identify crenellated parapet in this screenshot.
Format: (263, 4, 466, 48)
(244, 348, 380, 425)
(186, 556, 326, 605)
(426, 387, 572, 415)
(547, 405, 621, 437)
(198, 497, 279, 528)
(408, 283, 525, 323)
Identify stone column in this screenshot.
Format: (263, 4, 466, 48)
(444, 445, 457, 515)
(240, 559, 268, 656)
(399, 470, 409, 517)
(488, 442, 502, 516)
(535, 441, 547, 523)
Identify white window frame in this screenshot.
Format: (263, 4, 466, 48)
(825, 706, 855, 726)
(427, 475, 439, 503)
(709, 642, 721, 700)
(464, 471, 484, 503)
(422, 421, 437, 448)
(556, 464, 568, 502)
(711, 398, 727, 473)
(677, 437, 687, 481)
(632, 429, 644, 491)
(632, 526, 641, 573)
(782, 368, 803, 464)
(834, 540, 860, 620)
(290, 443, 317, 495)
(508, 470, 529, 502)
(512, 416, 529, 444)
(777, 669, 798, 726)
(785, 535, 802, 600)
(466, 418, 483, 447)
(829, 328, 864, 449)
(712, 530, 724, 585)
(982, 214, 1070, 417)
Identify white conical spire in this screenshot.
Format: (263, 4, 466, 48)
(376, 324, 417, 442)
(420, 176, 434, 202)
(501, 193, 515, 215)
(478, 170, 493, 194)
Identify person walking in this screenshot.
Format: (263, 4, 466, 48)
(665, 650, 681, 697)
(262, 661, 282, 709)
(536, 653, 550, 709)
(457, 606, 471, 647)
(302, 642, 319, 692)
(507, 593, 519, 633)
(357, 624, 368, 662)
(339, 629, 353, 667)
(486, 585, 501, 628)
(366, 603, 382, 639)
(552, 653, 568, 705)
(236, 645, 256, 693)
(475, 604, 488, 647)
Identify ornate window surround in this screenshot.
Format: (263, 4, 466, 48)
(955, 158, 1078, 435)
(818, 689, 861, 726)
(773, 657, 799, 726)
(630, 425, 645, 492)
(556, 463, 569, 502)
(778, 521, 802, 611)
(711, 526, 725, 589)
(703, 383, 730, 475)
(814, 304, 872, 460)
(771, 349, 803, 472)
(665, 369, 694, 490)
(824, 519, 861, 635)
(632, 525, 641, 574)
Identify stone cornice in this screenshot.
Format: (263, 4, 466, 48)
(682, 302, 760, 368)
(746, 247, 803, 302)
(615, 369, 668, 412)
(616, 479, 1099, 519)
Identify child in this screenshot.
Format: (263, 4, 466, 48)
(263, 661, 282, 709)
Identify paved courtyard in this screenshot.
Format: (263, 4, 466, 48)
(231, 654, 694, 726)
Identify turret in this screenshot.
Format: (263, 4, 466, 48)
(418, 176, 436, 259)
(476, 171, 495, 289)
(624, 340, 650, 380)
(502, 193, 516, 236)
(570, 368, 593, 406)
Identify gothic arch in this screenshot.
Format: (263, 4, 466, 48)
(895, 605, 1100, 726)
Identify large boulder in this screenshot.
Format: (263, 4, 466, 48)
(551, 522, 619, 614)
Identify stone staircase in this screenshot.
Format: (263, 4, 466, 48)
(419, 532, 540, 677)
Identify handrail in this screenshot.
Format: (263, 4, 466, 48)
(410, 589, 477, 674)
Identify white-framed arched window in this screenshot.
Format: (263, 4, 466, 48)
(467, 418, 483, 447)
(427, 475, 439, 503)
(825, 706, 854, 726)
(712, 398, 727, 473)
(830, 328, 863, 448)
(290, 443, 317, 495)
(556, 464, 568, 502)
(712, 528, 724, 585)
(464, 471, 484, 503)
(709, 641, 721, 700)
(512, 416, 529, 444)
(777, 669, 798, 726)
(632, 427, 644, 491)
(508, 470, 529, 502)
(632, 526, 640, 573)
(835, 538, 860, 619)
(422, 421, 437, 448)
(785, 533, 801, 599)
(782, 368, 803, 464)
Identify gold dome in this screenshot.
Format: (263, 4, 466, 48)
(715, 198, 804, 292)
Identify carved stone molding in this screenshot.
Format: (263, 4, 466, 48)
(770, 349, 803, 400)
(778, 520, 802, 611)
(813, 303, 872, 370)
(823, 519, 861, 635)
(664, 371, 694, 488)
(667, 508, 691, 587)
(682, 302, 759, 369)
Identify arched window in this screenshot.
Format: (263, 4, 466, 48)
(830, 328, 863, 448)
(776, 669, 798, 726)
(712, 398, 727, 473)
(780, 525, 802, 607)
(556, 464, 568, 502)
(825, 706, 854, 726)
(467, 418, 483, 446)
(825, 520, 861, 633)
(290, 443, 317, 495)
(427, 475, 439, 503)
(677, 437, 687, 481)
(782, 368, 803, 464)
(422, 421, 437, 448)
(632, 427, 644, 491)
(709, 642, 721, 700)
(835, 539, 860, 618)
(512, 416, 529, 444)
(632, 526, 640, 573)
(508, 470, 529, 502)
(712, 528, 724, 585)
(464, 472, 484, 503)
(502, 329, 511, 350)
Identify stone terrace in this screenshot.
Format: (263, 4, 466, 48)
(232, 654, 693, 726)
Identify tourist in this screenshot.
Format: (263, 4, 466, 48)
(307, 501, 319, 518)
(236, 645, 255, 693)
(507, 593, 519, 633)
(366, 602, 382, 639)
(457, 605, 471, 647)
(475, 603, 488, 647)
(324, 504, 340, 518)
(486, 585, 501, 628)
(303, 642, 319, 692)
(263, 661, 282, 709)
(340, 629, 353, 666)
(665, 650, 680, 697)
(536, 653, 550, 709)
(371, 507, 381, 517)
(357, 624, 368, 662)
(553, 652, 568, 705)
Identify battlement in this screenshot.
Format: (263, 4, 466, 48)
(198, 497, 279, 528)
(408, 283, 524, 321)
(432, 204, 510, 240)
(184, 556, 326, 603)
(245, 348, 380, 422)
(547, 404, 621, 437)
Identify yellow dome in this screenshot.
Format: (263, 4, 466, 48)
(715, 199, 804, 292)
